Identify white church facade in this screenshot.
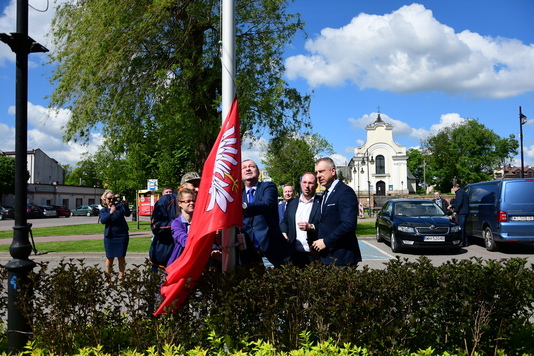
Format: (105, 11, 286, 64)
(347, 112, 416, 210)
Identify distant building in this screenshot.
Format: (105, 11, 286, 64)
(494, 165, 534, 179)
(1, 148, 104, 209)
(347, 112, 416, 209)
(3, 148, 65, 184)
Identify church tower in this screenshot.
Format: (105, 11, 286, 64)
(348, 111, 413, 211)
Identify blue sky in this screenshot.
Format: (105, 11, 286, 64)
(1, 0, 534, 170)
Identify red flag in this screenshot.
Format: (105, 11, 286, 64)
(154, 99, 242, 314)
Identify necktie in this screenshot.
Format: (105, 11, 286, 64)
(322, 188, 329, 212)
(248, 188, 255, 203)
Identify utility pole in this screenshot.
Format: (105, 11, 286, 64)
(520, 106, 527, 178)
(0, 0, 48, 352)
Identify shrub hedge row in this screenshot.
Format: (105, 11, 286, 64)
(1, 256, 534, 355)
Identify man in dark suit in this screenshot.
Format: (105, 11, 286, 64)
(312, 157, 361, 266)
(278, 184, 295, 223)
(449, 184, 469, 247)
(241, 159, 291, 266)
(280, 172, 321, 267)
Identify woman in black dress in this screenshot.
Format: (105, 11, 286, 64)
(100, 190, 131, 280)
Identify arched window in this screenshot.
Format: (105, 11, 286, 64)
(375, 155, 385, 174)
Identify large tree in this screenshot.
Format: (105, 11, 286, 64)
(48, 0, 311, 190)
(263, 133, 333, 189)
(0, 156, 15, 196)
(422, 119, 518, 192)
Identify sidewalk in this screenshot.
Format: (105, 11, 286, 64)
(0, 218, 380, 269)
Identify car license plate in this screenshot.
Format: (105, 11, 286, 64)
(424, 236, 445, 242)
(511, 216, 534, 221)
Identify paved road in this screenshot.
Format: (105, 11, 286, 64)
(1, 217, 534, 270)
(2, 234, 534, 271)
(0, 215, 151, 231)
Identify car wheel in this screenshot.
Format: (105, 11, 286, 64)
(86, 212, 91, 217)
(483, 226, 498, 251)
(390, 230, 402, 253)
(70, 212, 74, 217)
(376, 226, 384, 242)
(0, 214, 3, 220)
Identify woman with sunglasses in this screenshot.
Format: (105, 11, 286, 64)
(167, 188, 196, 265)
(100, 189, 131, 281)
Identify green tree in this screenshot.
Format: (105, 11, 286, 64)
(0, 156, 15, 196)
(406, 148, 431, 194)
(422, 119, 518, 192)
(263, 133, 333, 189)
(65, 154, 102, 187)
(48, 0, 311, 192)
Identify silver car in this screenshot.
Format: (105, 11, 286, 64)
(39, 205, 58, 218)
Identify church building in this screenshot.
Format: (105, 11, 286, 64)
(348, 112, 416, 210)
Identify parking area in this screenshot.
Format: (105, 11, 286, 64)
(359, 236, 534, 270)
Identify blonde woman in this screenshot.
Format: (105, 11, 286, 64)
(100, 190, 131, 280)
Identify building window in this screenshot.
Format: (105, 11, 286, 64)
(375, 155, 385, 174)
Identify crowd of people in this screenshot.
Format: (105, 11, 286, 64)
(100, 157, 469, 277)
(142, 157, 362, 274)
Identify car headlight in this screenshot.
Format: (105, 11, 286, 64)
(450, 226, 461, 233)
(397, 225, 415, 233)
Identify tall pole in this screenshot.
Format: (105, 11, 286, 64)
(221, 0, 236, 272)
(0, 0, 47, 352)
(520, 106, 527, 179)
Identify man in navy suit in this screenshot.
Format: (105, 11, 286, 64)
(312, 157, 362, 266)
(278, 184, 295, 223)
(280, 173, 322, 267)
(241, 159, 291, 266)
(449, 183, 469, 247)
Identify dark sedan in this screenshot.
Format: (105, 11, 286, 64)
(0, 205, 15, 220)
(26, 204, 43, 219)
(375, 199, 462, 253)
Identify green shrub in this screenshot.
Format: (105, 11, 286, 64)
(1, 257, 534, 355)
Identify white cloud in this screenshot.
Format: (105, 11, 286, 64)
(4, 102, 102, 166)
(241, 135, 268, 168)
(285, 4, 534, 99)
(331, 153, 349, 166)
(0, 0, 64, 66)
(348, 111, 467, 145)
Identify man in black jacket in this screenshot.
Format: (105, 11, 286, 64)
(449, 184, 469, 247)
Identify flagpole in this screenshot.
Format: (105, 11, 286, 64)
(221, 0, 237, 271)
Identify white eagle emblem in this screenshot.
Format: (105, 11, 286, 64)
(206, 125, 239, 212)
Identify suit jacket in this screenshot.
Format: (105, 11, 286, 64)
(242, 181, 291, 264)
(318, 180, 361, 266)
(100, 203, 131, 237)
(280, 195, 322, 247)
(278, 201, 287, 223)
(453, 188, 469, 215)
(433, 197, 449, 212)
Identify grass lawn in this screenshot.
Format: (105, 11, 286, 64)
(0, 236, 154, 254)
(0, 221, 375, 253)
(0, 221, 151, 239)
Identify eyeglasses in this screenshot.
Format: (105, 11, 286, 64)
(180, 199, 196, 204)
(106, 198, 114, 200)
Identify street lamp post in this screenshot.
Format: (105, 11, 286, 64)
(352, 162, 363, 197)
(0, 0, 48, 352)
(360, 149, 374, 217)
(520, 106, 527, 178)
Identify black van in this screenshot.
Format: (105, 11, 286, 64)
(465, 179, 534, 251)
